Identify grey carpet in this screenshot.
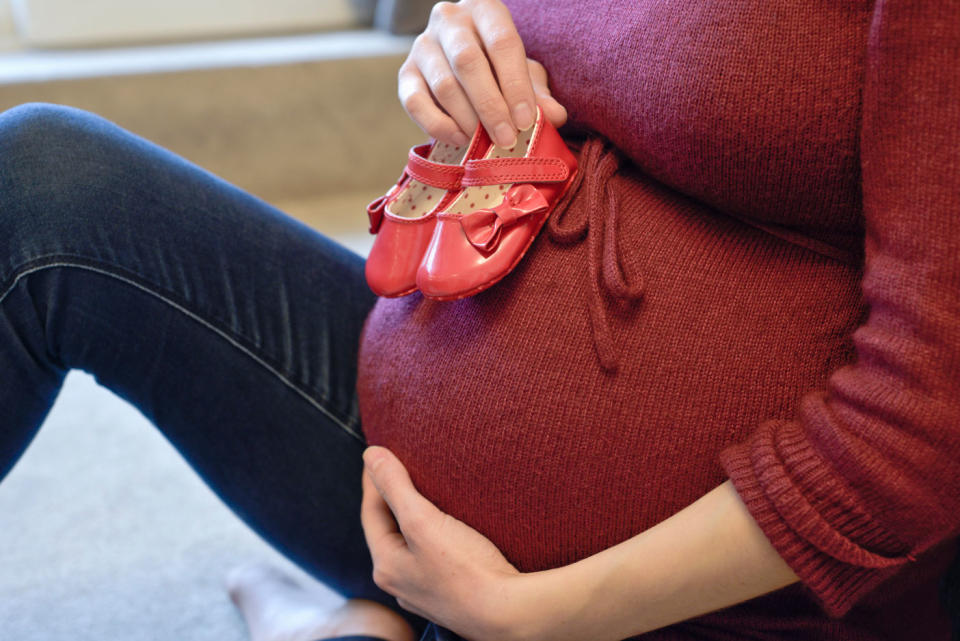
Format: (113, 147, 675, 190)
(0, 370, 343, 640)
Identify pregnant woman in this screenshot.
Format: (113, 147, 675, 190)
(2, 0, 958, 639)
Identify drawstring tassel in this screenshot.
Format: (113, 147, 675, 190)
(547, 136, 644, 372)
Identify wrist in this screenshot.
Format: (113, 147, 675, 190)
(497, 572, 554, 641)
(497, 561, 611, 641)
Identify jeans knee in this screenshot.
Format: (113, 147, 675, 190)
(0, 102, 96, 201)
(0, 103, 131, 251)
(0, 101, 95, 166)
(0, 101, 69, 139)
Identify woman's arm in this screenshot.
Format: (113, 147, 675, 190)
(361, 446, 797, 641)
(507, 480, 798, 641)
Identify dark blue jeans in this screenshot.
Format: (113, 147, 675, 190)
(0, 102, 449, 641)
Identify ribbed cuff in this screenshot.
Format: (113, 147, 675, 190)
(719, 420, 912, 617)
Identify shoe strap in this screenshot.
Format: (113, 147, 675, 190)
(406, 143, 465, 190)
(462, 156, 570, 186)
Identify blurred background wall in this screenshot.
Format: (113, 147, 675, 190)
(8, 0, 377, 47)
(0, 0, 435, 246)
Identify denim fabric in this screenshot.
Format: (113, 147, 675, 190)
(322, 625, 463, 641)
(0, 102, 442, 639)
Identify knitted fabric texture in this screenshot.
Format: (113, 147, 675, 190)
(356, 1, 960, 638)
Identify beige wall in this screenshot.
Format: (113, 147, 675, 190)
(0, 1, 16, 50)
(0, 54, 424, 208)
(7, 0, 374, 48)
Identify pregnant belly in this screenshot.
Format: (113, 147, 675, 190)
(356, 168, 864, 573)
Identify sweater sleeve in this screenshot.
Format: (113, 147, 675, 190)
(719, 0, 960, 618)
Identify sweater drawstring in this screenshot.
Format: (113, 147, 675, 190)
(547, 135, 644, 372)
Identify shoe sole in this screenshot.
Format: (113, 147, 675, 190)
(376, 283, 420, 298)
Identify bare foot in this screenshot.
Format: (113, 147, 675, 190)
(226, 563, 416, 641)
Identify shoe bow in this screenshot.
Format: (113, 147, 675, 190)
(459, 184, 549, 251)
(366, 194, 388, 233)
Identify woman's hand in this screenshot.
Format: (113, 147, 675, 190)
(360, 445, 550, 641)
(361, 447, 802, 641)
(398, 0, 568, 149)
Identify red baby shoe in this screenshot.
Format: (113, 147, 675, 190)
(416, 105, 578, 300)
(364, 129, 489, 297)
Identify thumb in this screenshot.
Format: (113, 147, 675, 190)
(363, 446, 436, 535)
(526, 58, 568, 128)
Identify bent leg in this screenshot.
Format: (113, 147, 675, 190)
(0, 103, 423, 633)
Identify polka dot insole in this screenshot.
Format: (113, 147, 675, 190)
(386, 141, 468, 218)
(446, 119, 539, 216)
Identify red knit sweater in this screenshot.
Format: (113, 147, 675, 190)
(357, 1, 960, 639)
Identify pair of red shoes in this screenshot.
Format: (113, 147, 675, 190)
(364, 105, 578, 300)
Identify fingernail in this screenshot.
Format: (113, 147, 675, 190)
(493, 122, 517, 148)
(452, 131, 470, 146)
(513, 102, 535, 130)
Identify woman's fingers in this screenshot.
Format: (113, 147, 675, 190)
(362, 446, 441, 548)
(471, 0, 538, 133)
(399, 0, 559, 149)
(361, 468, 420, 597)
(399, 53, 471, 145)
(408, 32, 477, 144)
(527, 58, 568, 129)
(360, 467, 407, 563)
(433, 9, 516, 146)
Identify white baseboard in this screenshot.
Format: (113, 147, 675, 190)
(0, 29, 414, 84)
